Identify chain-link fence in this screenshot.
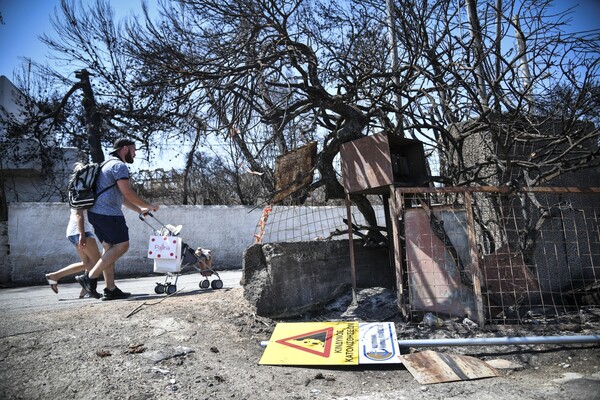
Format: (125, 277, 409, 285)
(253, 187, 599, 326)
(399, 187, 599, 326)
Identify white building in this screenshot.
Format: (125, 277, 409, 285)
(0, 75, 80, 205)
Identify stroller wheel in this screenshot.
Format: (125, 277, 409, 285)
(166, 284, 177, 295)
(199, 279, 210, 289)
(155, 284, 165, 294)
(211, 279, 223, 290)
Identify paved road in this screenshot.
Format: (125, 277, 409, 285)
(0, 270, 243, 317)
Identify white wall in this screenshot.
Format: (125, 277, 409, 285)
(6, 203, 264, 285)
(5, 202, 378, 285)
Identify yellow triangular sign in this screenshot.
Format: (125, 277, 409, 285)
(259, 322, 358, 365)
(275, 326, 334, 357)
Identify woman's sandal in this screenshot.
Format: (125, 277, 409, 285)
(45, 274, 58, 294)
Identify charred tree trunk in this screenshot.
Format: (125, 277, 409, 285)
(182, 120, 204, 205)
(76, 69, 104, 163)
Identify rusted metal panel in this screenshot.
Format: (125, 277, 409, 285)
(340, 133, 428, 195)
(340, 133, 394, 194)
(482, 245, 540, 310)
(405, 207, 478, 320)
(401, 350, 500, 384)
(272, 142, 317, 204)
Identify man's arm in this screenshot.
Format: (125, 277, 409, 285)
(117, 179, 159, 214)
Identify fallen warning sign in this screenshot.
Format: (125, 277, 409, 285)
(260, 322, 358, 365)
(260, 322, 401, 366)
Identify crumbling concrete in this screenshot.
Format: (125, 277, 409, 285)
(241, 239, 394, 318)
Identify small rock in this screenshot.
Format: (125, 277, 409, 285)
(485, 359, 524, 370)
(152, 367, 170, 375)
(96, 350, 111, 357)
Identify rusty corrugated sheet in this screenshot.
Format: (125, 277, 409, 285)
(272, 142, 317, 204)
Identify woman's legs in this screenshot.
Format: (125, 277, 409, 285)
(46, 236, 101, 295)
(46, 261, 86, 282)
(81, 236, 102, 270)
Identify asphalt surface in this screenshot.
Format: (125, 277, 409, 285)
(0, 269, 243, 317)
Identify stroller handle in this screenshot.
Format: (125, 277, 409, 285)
(138, 210, 154, 220)
(138, 211, 177, 236)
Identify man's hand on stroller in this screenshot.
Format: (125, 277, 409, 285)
(139, 204, 160, 218)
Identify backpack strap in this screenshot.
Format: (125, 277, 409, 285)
(95, 159, 119, 199)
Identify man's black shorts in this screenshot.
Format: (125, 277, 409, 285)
(88, 211, 129, 245)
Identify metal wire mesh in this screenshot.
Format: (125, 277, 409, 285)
(252, 187, 599, 326)
(402, 189, 600, 326)
(253, 203, 386, 244)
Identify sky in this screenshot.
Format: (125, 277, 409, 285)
(1, 0, 599, 79)
(0, 0, 159, 79)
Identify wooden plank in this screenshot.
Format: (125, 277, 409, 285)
(390, 186, 407, 317)
(401, 350, 500, 384)
(394, 186, 600, 194)
(464, 191, 485, 327)
(345, 194, 357, 304)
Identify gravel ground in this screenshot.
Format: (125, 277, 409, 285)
(0, 275, 599, 400)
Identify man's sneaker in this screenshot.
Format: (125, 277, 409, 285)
(103, 287, 131, 301)
(75, 273, 101, 299)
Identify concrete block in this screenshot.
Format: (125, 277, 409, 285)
(241, 240, 393, 318)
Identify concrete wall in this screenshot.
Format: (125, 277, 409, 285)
(5, 203, 265, 286)
(0, 222, 8, 284)
(4, 202, 372, 287)
(1, 145, 81, 203)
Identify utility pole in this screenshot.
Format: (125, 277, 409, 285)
(386, 0, 404, 137)
(465, 0, 489, 109)
(494, 0, 502, 112)
(513, 15, 533, 114)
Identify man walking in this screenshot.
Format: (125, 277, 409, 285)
(76, 138, 159, 300)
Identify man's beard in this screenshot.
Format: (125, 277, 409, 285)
(124, 152, 134, 164)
